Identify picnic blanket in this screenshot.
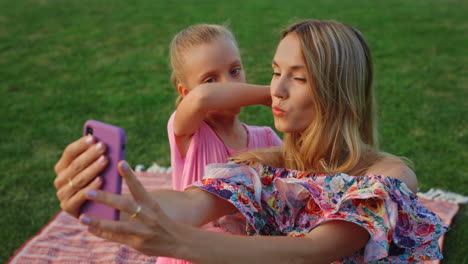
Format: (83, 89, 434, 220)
(7, 165, 463, 264)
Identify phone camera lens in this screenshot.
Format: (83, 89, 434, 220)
(86, 126, 93, 135)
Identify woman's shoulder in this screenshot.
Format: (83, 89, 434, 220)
(366, 155, 418, 193)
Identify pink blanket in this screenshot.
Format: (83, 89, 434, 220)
(8, 172, 459, 264)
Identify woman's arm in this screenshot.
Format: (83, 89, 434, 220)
(147, 188, 236, 227)
(83, 161, 236, 227)
(53, 136, 236, 224)
(83, 162, 369, 264)
(175, 220, 368, 264)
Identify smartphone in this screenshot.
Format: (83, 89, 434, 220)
(80, 120, 126, 220)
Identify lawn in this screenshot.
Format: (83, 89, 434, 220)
(1, 0, 466, 262)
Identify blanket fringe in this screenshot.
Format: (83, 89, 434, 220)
(135, 163, 172, 173)
(418, 188, 468, 204)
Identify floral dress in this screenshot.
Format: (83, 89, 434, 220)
(190, 163, 449, 263)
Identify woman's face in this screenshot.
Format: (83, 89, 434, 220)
(270, 33, 315, 133)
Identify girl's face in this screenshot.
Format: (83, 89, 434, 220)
(182, 37, 245, 89)
(270, 33, 315, 133)
(180, 37, 245, 117)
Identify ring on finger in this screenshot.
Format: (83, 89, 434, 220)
(130, 205, 142, 219)
(68, 178, 77, 189)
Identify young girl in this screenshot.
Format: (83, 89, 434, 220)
(55, 20, 448, 263)
(166, 24, 282, 191)
(162, 24, 282, 263)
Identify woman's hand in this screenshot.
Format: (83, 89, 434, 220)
(54, 135, 108, 218)
(78, 161, 182, 257)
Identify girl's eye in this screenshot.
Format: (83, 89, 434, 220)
(231, 67, 241, 76)
(204, 77, 217, 83)
(272, 72, 281, 77)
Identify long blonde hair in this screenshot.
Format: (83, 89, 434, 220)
(169, 24, 238, 108)
(233, 19, 383, 175)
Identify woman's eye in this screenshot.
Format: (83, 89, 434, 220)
(272, 72, 281, 77)
(294, 77, 307, 83)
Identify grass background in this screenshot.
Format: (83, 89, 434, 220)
(1, 0, 466, 262)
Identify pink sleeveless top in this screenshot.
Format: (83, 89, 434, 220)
(167, 111, 283, 191)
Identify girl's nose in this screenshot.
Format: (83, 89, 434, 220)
(224, 74, 239, 83)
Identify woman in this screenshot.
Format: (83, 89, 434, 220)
(54, 19, 447, 263)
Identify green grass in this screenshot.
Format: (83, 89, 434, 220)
(1, 0, 466, 262)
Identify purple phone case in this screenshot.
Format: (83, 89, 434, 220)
(80, 120, 126, 220)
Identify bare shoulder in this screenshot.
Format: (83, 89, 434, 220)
(366, 156, 418, 193)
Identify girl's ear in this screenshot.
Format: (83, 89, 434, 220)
(177, 83, 190, 97)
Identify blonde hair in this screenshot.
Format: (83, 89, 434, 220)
(169, 24, 238, 108)
(233, 19, 384, 175)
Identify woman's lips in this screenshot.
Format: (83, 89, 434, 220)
(272, 106, 286, 117)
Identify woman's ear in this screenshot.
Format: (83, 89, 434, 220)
(177, 83, 190, 97)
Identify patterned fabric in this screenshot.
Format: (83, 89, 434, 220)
(8, 169, 456, 264)
(191, 163, 450, 263)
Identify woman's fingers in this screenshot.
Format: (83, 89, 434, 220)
(79, 209, 172, 257)
(80, 215, 145, 245)
(85, 188, 154, 224)
(54, 136, 94, 176)
(70, 154, 108, 190)
(118, 161, 152, 203)
(60, 176, 103, 217)
(78, 167, 179, 257)
(56, 155, 108, 201)
(54, 141, 107, 190)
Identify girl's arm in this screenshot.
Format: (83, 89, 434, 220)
(83, 161, 369, 263)
(173, 83, 271, 145)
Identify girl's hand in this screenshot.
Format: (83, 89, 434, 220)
(54, 135, 108, 217)
(78, 161, 182, 257)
